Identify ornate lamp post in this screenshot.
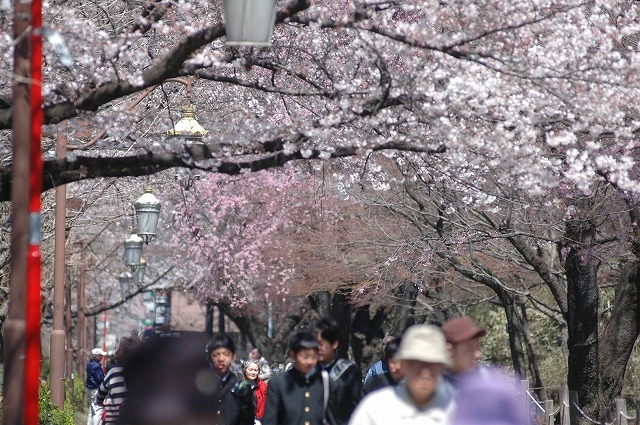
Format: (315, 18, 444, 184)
(119, 271, 133, 298)
(124, 230, 143, 269)
(134, 187, 161, 244)
(135, 257, 147, 284)
(223, 0, 277, 46)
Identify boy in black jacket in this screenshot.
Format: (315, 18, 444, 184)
(207, 333, 255, 425)
(316, 318, 363, 425)
(263, 331, 328, 425)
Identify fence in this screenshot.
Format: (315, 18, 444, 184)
(524, 381, 640, 425)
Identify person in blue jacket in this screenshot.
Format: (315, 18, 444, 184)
(85, 347, 106, 425)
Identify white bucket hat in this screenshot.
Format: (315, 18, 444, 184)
(396, 324, 451, 366)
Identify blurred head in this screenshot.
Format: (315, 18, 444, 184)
(206, 334, 237, 377)
(115, 336, 141, 365)
(91, 347, 106, 360)
(289, 331, 319, 375)
(119, 335, 219, 425)
(315, 318, 340, 364)
(248, 348, 261, 360)
(396, 325, 450, 407)
(452, 368, 525, 425)
(244, 360, 260, 381)
(383, 338, 403, 381)
(382, 335, 396, 352)
(442, 317, 486, 373)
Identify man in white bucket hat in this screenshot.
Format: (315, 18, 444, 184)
(349, 324, 455, 425)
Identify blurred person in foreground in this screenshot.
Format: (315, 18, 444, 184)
(262, 331, 329, 425)
(363, 335, 396, 386)
(349, 324, 455, 425)
(118, 335, 219, 425)
(86, 347, 106, 425)
(316, 318, 363, 425)
(441, 316, 488, 389)
(362, 338, 403, 395)
(451, 368, 527, 425)
(96, 336, 140, 424)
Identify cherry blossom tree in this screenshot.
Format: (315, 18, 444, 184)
(169, 168, 308, 309)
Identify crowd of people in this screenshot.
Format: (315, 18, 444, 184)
(84, 316, 525, 425)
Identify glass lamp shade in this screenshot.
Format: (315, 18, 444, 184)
(135, 257, 147, 284)
(119, 271, 133, 298)
(124, 231, 144, 267)
(134, 187, 161, 244)
(223, 0, 277, 46)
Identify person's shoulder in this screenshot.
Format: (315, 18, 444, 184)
(266, 369, 288, 386)
(360, 386, 397, 405)
(331, 358, 360, 380)
(367, 360, 383, 373)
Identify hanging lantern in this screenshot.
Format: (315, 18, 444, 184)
(124, 230, 143, 268)
(135, 257, 147, 284)
(223, 0, 277, 46)
(119, 271, 133, 298)
(134, 187, 161, 244)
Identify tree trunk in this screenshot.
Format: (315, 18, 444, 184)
(498, 291, 527, 379)
(565, 215, 600, 412)
(518, 300, 547, 401)
(351, 305, 391, 370)
(205, 299, 214, 339)
(600, 261, 640, 403)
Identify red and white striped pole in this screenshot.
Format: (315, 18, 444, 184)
(24, 0, 43, 423)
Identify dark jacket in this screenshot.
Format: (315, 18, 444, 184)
(362, 369, 398, 395)
(212, 372, 254, 425)
(324, 358, 363, 425)
(85, 358, 105, 389)
(262, 367, 327, 425)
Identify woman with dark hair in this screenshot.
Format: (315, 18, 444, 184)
(96, 336, 140, 424)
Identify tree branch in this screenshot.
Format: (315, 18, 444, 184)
(0, 139, 446, 202)
(0, 0, 311, 129)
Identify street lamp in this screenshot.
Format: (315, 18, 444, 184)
(124, 230, 143, 269)
(223, 0, 277, 46)
(134, 187, 161, 244)
(166, 106, 209, 139)
(135, 257, 147, 284)
(119, 271, 133, 298)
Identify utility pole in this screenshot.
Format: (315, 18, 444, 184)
(2, 0, 32, 423)
(50, 128, 67, 407)
(77, 243, 87, 384)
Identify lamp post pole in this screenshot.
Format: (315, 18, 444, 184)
(50, 128, 67, 408)
(2, 0, 31, 423)
(77, 243, 87, 384)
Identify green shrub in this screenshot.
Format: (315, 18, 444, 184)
(39, 383, 75, 425)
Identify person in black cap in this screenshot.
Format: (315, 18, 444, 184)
(441, 316, 488, 389)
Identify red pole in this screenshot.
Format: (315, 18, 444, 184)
(103, 296, 108, 369)
(25, 0, 43, 423)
